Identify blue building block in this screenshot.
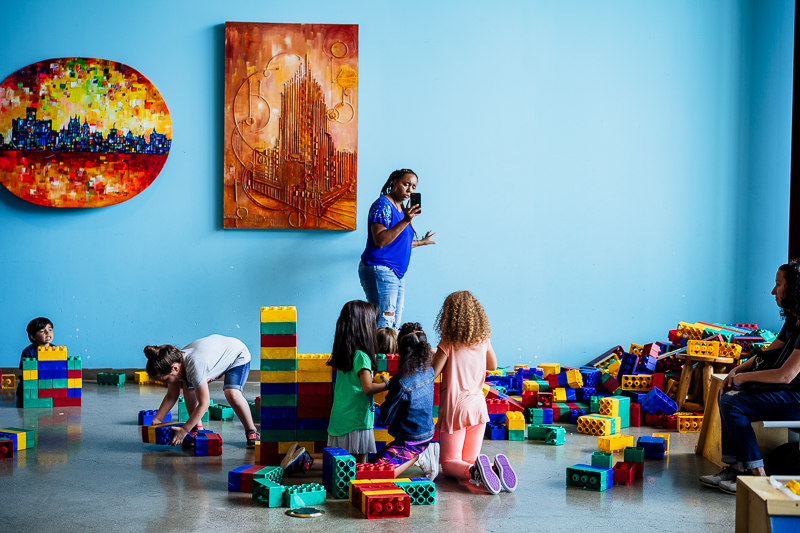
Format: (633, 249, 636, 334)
(616, 353, 640, 381)
(579, 368, 601, 387)
(296, 417, 328, 431)
(138, 410, 172, 425)
(637, 436, 666, 459)
(641, 387, 677, 415)
(637, 356, 657, 373)
(621, 390, 646, 404)
(565, 388, 577, 401)
(488, 413, 507, 424)
(260, 382, 298, 395)
(556, 372, 569, 387)
(576, 386, 596, 402)
(485, 422, 507, 440)
(569, 409, 586, 424)
(322, 447, 355, 498)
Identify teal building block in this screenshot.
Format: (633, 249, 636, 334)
(253, 479, 285, 507)
(624, 446, 645, 463)
(283, 483, 326, 507)
(591, 451, 613, 469)
(260, 322, 297, 335)
(395, 478, 436, 505)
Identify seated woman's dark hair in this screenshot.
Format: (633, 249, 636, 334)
(328, 300, 378, 374)
(144, 344, 183, 378)
(396, 322, 432, 377)
(779, 261, 800, 321)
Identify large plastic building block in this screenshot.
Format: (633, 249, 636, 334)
(37, 346, 68, 360)
(134, 371, 150, 384)
(195, 432, 222, 456)
(208, 404, 234, 421)
(97, 372, 125, 386)
(636, 436, 666, 459)
(261, 321, 297, 335)
(355, 463, 395, 480)
(138, 410, 172, 426)
(624, 446, 645, 463)
(616, 353, 639, 382)
(569, 409, 586, 424)
(260, 358, 298, 371)
(362, 491, 411, 519)
(579, 368, 601, 388)
(0, 428, 35, 450)
(566, 464, 613, 491)
(0, 438, 13, 459)
(350, 480, 403, 506)
(486, 398, 510, 413)
(676, 321, 705, 340)
(178, 397, 210, 423)
(323, 447, 356, 499)
(284, 483, 326, 507)
(253, 479, 285, 507)
(598, 434, 634, 453)
(577, 415, 612, 436)
(686, 340, 719, 358)
(395, 478, 436, 505)
(485, 422, 507, 440)
(612, 462, 636, 485)
(677, 415, 703, 433)
(537, 363, 560, 377)
(640, 387, 677, 415)
(527, 424, 565, 445)
(1, 374, 16, 389)
(598, 398, 619, 418)
(504, 411, 525, 431)
(591, 451, 613, 469)
(652, 432, 671, 453)
(644, 412, 664, 427)
(142, 422, 184, 445)
(629, 403, 641, 427)
(599, 373, 621, 394)
(621, 375, 652, 392)
(260, 306, 297, 323)
(260, 347, 297, 359)
(228, 465, 256, 491)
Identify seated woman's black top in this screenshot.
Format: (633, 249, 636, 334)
(748, 319, 800, 390)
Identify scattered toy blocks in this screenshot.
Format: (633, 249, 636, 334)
(566, 464, 613, 491)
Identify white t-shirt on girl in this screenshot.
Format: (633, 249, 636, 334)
(181, 335, 250, 389)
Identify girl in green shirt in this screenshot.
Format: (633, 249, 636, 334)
(327, 300, 390, 462)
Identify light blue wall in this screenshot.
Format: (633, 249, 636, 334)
(0, 0, 794, 369)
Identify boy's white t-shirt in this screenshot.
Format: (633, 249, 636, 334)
(181, 335, 251, 389)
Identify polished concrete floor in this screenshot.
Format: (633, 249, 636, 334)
(0, 382, 736, 532)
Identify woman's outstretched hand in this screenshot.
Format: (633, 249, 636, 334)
(418, 230, 436, 246)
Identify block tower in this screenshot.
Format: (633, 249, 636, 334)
(21, 347, 81, 408)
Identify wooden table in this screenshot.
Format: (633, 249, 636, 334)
(675, 353, 734, 412)
(736, 476, 800, 532)
(695, 373, 789, 466)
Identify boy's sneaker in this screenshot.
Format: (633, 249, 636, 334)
(245, 429, 259, 449)
(699, 466, 739, 487)
(719, 479, 737, 494)
(493, 454, 517, 492)
(416, 442, 440, 481)
(283, 447, 313, 475)
(468, 454, 501, 495)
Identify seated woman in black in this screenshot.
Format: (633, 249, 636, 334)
(700, 261, 800, 494)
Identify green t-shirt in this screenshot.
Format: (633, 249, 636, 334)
(327, 350, 375, 436)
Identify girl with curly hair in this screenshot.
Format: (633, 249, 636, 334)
(431, 291, 516, 495)
(700, 261, 800, 494)
(371, 322, 439, 479)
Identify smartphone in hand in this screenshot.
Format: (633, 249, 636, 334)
(409, 193, 421, 213)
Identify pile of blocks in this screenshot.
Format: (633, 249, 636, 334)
(140, 421, 222, 455)
(20, 347, 81, 408)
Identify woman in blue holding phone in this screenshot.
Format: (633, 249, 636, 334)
(359, 169, 436, 330)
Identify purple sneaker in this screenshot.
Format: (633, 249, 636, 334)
(493, 454, 517, 492)
(469, 454, 501, 495)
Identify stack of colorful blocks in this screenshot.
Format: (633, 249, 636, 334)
(21, 346, 81, 408)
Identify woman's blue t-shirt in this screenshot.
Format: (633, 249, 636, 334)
(360, 196, 414, 279)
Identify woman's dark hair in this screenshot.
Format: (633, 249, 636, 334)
(396, 322, 433, 377)
(380, 169, 417, 196)
(27, 317, 53, 340)
(144, 344, 184, 378)
(778, 261, 800, 320)
(328, 300, 378, 374)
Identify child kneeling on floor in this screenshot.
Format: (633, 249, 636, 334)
(145, 334, 259, 447)
(371, 322, 439, 480)
(432, 290, 517, 494)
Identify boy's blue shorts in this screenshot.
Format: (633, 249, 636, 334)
(223, 362, 250, 391)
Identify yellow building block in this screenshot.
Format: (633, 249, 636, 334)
(577, 416, 613, 436)
(435, 373, 442, 383)
(297, 354, 331, 371)
(37, 346, 68, 361)
(566, 369, 583, 388)
(505, 411, 525, 431)
(261, 347, 297, 360)
(687, 340, 719, 358)
(553, 388, 567, 402)
(621, 374, 652, 391)
(653, 432, 671, 453)
(278, 441, 315, 454)
(514, 365, 529, 371)
(134, 371, 150, 384)
(605, 360, 621, 375)
(67, 378, 82, 388)
(374, 428, 391, 442)
(786, 479, 800, 496)
(260, 306, 297, 323)
(487, 370, 503, 377)
(523, 380, 540, 392)
(599, 398, 619, 418)
(676, 321, 704, 340)
(296, 371, 332, 383)
(629, 344, 643, 355)
(677, 415, 703, 433)
(23, 370, 38, 381)
(260, 371, 297, 383)
(537, 363, 560, 378)
(598, 434, 634, 453)
(718, 342, 743, 359)
(349, 478, 413, 503)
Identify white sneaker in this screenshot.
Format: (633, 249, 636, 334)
(719, 479, 737, 494)
(699, 466, 739, 487)
(416, 442, 440, 481)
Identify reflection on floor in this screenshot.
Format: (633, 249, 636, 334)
(0, 382, 736, 532)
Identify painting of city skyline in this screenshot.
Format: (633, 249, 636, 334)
(0, 57, 171, 208)
(224, 22, 358, 230)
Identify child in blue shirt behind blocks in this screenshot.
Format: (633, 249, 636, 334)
(17, 317, 55, 406)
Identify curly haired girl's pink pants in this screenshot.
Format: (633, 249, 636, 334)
(439, 423, 486, 479)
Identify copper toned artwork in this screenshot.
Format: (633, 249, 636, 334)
(224, 22, 358, 230)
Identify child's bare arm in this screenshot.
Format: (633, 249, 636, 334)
(486, 344, 498, 371)
(431, 347, 448, 377)
(170, 382, 211, 445)
(153, 384, 180, 424)
(358, 369, 389, 396)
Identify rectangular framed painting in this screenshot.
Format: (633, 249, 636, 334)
(224, 22, 358, 230)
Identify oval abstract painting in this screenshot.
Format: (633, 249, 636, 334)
(0, 58, 171, 207)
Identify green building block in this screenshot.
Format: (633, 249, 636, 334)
(22, 358, 37, 371)
(253, 479, 285, 507)
(610, 395, 631, 428)
(23, 398, 53, 408)
(508, 429, 525, 441)
(331, 454, 356, 499)
(177, 397, 210, 423)
(395, 478, 436, 505)
(260, 358, 298, 371)
(261, 430, 297, 442)
(253, 465, 284, 484)
(52, 379, 67, 389)
(296, 429, 327, 441)
(432, 405, 439, 418)
(259, 394, 297, 407)
(624, 446, 645, 463)
(22, 379, 37, 390)
(591, 452, 613, 469)
(283, 483, 326, 507)
(375, 354, 387, 372)
(97, 372, 125, 386)
(209, 404, 234, 421)
(535, 379, 550, 392)
(260, 321, 297, 335)
(566, 465, 612, 491)
(67, 356, 82, 369)
(546, 426, 566, 445)
(590, 396, 600, 414)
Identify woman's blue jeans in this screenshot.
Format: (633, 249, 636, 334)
(718, 387, 800, 469)
(358, 261, 405, 330)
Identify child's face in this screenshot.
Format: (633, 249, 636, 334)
(159, 363, 182, 385)
(30, 324, 54, 346)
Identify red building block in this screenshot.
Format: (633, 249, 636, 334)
(522, 391, 538, 407)
(631, 461, 644, 478)
(298, 382, 333, 395)
(351, 482, 398, 507)
(546, 374, 559, 389)
(613, 462, 636, 485)
(297, 405, 333, 418)
(39, 388, 68, 398)
(386, 354, 399, 373)
(260, 334, 297, 348)
(644, 412, 663, 427)
(663, 414, 678, 430)
(67, 369, 82, 379)
(507, 396, 524, 412)
(600, 375, 620, 393)
(355, 463, 395, 480)
(629, 403, 641, 427)
(535, 392, 553, 409)
(0, 438, 13, 459)
(486, 398, 509, 414)
(642, 343, 661, 357)
(52, 397, 81, 407)
(363, 492, 411, 519)
(652, 373, 665, 391)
